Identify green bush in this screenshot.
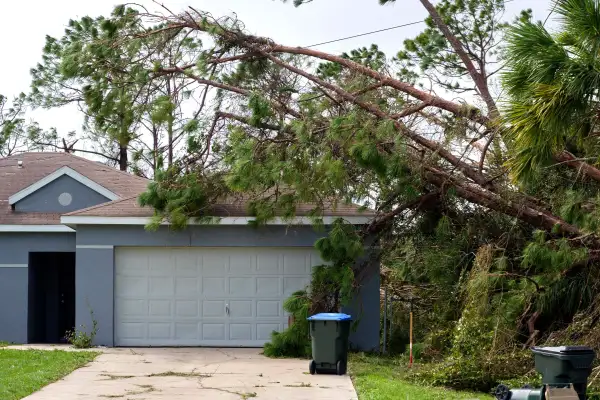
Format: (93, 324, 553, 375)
(410, 350, 534, 392)
(264, 290, 311, 358)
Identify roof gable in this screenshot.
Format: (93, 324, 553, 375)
(9, 166, 119, 205)
(0, 152, 150, 226)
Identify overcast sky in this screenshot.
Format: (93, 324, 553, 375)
(0, 0, 554, 144)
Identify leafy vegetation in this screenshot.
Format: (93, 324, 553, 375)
(0, 349, 98, 399)
(5, 0, 600, 394)
(65, 310, 98, 349)
(350, 353, 492, 400)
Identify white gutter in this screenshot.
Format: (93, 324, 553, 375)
(0, 225, 75, 233)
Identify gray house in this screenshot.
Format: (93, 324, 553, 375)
(0, 152, 379, 350)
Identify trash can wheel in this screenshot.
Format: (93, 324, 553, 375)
(309, 360, 317, 375)
(494, 384, 510, 400)
(336, 360, 347, 375)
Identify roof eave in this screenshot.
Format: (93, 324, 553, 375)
(60, 215, 372, 226)
(0, 224, 75, 233)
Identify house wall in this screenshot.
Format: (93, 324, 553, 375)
(0, 233, 75, 343)
(75, 225, 380, 350)
(14, 175, 110, 213)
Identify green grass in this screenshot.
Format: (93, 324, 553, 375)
(349, 353, 493, 400)
(0, 342, 9, 347)
(0, 349, 99, 399)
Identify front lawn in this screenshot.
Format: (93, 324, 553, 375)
(0, 349, 98, 400)
(349, 353, 493, 400)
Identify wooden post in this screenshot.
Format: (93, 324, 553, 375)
(409, 298, 413, 367)
(383, 286, 388, 354)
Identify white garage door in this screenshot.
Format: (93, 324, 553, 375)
(114, 247, 321, 347)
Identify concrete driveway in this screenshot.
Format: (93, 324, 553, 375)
(19, 346, 358, 400)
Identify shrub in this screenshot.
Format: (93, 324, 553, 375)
(264, 290, 311, 358)
(410, 350, 534, 392)
(66, 309, 98, 349)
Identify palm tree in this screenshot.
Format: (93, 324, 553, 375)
(503, 0, 600, 180)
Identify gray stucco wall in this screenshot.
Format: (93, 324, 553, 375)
(342, 269, 380, 352)
(76, 247, 114, 346)
(14, 175, 110, 213)
(0, 233, 75, 343)
(75, 225, 380, 350)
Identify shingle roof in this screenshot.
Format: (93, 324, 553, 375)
(65, 195, 373, 218)
(1, 152, 372, 225)
(0, 152, 149, 225)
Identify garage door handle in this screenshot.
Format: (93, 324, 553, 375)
(226, 304, 230, 316)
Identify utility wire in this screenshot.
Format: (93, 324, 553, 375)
(305, 20, 424, 48)
(304, 0, 516, 48)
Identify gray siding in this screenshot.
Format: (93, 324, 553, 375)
(0, 233, 75, 343)
(0, 268, 28, 343)
(76, 248, 114, 346)
(342, 269, 380, 352)
(14, 175, 110, 213)
(75, 225, 379, 351)
(76, 225, 328, 247)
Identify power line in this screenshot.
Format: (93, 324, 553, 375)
(305, 20, 424, 48)
(304, 0, 515, 49)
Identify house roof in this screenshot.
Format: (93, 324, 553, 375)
(0, 152, 149, 225)
(64, 195, 373, 219)
(1, 152, 373, 227)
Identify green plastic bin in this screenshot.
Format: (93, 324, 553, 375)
(531, 346, 595, 400)
(307, 313, 352, 375)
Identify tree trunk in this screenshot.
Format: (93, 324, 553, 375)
(119, 146, 128, 171)
(166, 77, 174, 167)
(418, 0, 499, 119)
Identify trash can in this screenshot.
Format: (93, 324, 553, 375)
(307, 313, 352, 375)
(531, 346, 595, 400)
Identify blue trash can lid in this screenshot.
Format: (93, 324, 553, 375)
(307, 313, 352, 321)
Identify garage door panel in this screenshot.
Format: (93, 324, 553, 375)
(149, 323, 171, 339)
(175, 323, 200, 340)
(175, 277, 199, 296)
(257, 300, 281, 317)
(119, 299, 147, 317)
(230, 324, 252, 340)
(257, 323, 281, 341)
(257, 277, 281, 296)
(115, 277, 147, 296)
(257, 253, 280, 274)
(202, 323, 226, 340)
(229, 254, 254, 274)
(229, 277, 255, 296)
(175, 300, 199, 317)
(229, 300, 253, 318)
(201, 253, 228, 275)
(119, 322, 145, 340)
(148, 251, 173, 274)
(283, 253, 310, 274)
(203, 300, 226, 317)
(149, 276, 174, 296)
(149, 300, 171, 316)
(115, 247, 318, 347)
(116, 252, 148, 273)
(283, 276, 310, 296)
(202, 277, 226, 296)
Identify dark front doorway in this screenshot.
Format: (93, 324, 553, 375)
(28, 252, 76, 343)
